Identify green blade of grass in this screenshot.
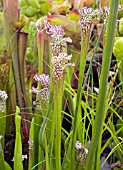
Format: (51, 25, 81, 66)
(85, 1, 120, 170)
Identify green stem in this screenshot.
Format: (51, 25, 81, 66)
(32, 31, 45, 168)
(71, 30, 91, 170)
(44, 132, 50, 170)
(85, 1, 119, 170)
(95, 134, 102, 170)
(38, 43, 53, 168)
(83, 24, 104, 90)
(54, 79, 63, 170)
(32, 109, 42, 170)
(28, 118, 34, 170)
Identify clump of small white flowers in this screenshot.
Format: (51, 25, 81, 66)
(47, 24, 72, 56)
(29, 74, 50, 105)
(36, 18, 72, 55)
(36, 17, 74, 90)
(0, 90, 8, 112)
(75, 141, 88, 165)
(46, 24, 75, 86)
(0, 90, 8, 101)
(79, 6, 102, 37)
(52, 53, 75, 86)
(33, 74, 50, 88)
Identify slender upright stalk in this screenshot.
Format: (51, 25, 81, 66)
(53, 75, 63, 170)
(70, 7, 103, 169)
(37, 44, 54, 169)
(44, 132, 50, 170)
(52, 53, 73, 170)
(28, 118, 34, 170)
(85, 1, 119, 170)
(42, 22, 74, 170)
(32, 109, 42, 170)
(71, 31, 91, 170)
(32, 25, 44, 169)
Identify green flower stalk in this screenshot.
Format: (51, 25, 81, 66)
(52, 53, 74, 170)
(70, 6, 102, 170)
(45, 23, 74, 170)
(34, 19, 74, 169)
